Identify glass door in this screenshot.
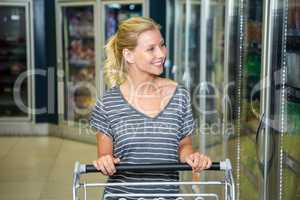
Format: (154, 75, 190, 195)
(0, 3, 32, 120)
(171, 0, 239, 197)
(239, 0, 263, 199)
(282, 0, 300, 199)
(172, 0, 238, 161)
(240, 0, 300, 199)
(57, 3, 96, 123)
(170, 0, 299, 199)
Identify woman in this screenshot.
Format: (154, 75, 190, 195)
(90, 16, 211, 199)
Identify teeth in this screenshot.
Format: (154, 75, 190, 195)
(153, 62, 162, 65)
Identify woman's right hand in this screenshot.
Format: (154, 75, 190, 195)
(93, 155, 120, 176)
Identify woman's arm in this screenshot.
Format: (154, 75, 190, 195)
(93, 132, 120, 176)
(178, 135, 194, 162)
(179, 135, 212, 172)
(96, 132, 114, 157)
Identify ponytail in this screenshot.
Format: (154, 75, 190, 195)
(104, 34, 126, 87)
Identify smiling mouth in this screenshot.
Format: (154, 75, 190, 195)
(152, 60, 164, 66)
(153, 62, 163, 66)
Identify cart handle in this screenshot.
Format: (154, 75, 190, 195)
(79, 159, 232, 174)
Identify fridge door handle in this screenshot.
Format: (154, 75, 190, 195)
(255, 113, 265, 145)
(255, 113, 275, 175)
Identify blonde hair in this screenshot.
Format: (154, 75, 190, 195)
(104, 16, 161, 87)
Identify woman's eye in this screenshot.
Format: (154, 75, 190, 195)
(160, 43, 166, 47)
(147, 47, 154, 51)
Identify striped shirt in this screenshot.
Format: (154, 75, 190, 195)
(90, 84, 195, 200)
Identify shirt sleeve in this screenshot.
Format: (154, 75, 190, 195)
(90, 98, 113, 139)
(179, 89, 196, 140)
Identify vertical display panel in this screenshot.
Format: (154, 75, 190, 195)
(283, 0, 300, 199)
(172, 1, 201, 90)
(61, 5, 96, 122)
(239, 0, 263, 199)
(0, 5, 29, 118)
(104, 3, 143, 41)
(173, 0, 236, 159)
(171, 0, 238, 197)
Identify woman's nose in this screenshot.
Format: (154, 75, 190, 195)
(155, 46, 166, 58)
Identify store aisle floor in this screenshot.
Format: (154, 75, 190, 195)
(0, 136, 106, 200)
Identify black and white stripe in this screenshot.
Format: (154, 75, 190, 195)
(90, 84, 195, 200)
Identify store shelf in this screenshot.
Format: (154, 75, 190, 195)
(69, 59, 93, 68)
(287, 35, 300, 52)
(286, 27, 300, 51)
(287, 30, 300, 37)
(69, 35, 94, 40)
(287, 85, 300, 104)
(0, 41, 26, 48)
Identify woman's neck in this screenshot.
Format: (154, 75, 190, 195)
(123, 74, 160, 95)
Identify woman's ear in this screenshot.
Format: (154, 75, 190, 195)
(123, 49, 135, 64)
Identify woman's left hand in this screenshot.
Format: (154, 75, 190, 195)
(185, 152, 212, 173)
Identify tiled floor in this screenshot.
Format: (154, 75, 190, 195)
(0, 136, 107, 200)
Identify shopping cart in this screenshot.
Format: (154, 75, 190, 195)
(72, 159, 235, 200)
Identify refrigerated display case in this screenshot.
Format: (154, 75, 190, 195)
(239, 0, 263, 199)
(171, 0, 233, 129)
(169, 0, 239, 197)
(171, 0, 238, 157)
(282, 0, 300, 199)
(59, 5, 96, 123)
(170, 0, 300, 199)
(240, 0, 300, 199)
(0, 3, 32, 120)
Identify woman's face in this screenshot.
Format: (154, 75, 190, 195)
(128, 29, 167, 76)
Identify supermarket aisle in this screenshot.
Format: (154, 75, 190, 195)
(0, 136, 106, 200)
